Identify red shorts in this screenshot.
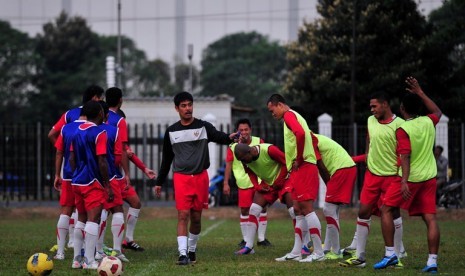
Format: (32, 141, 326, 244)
(260, 179, 293, 205)
(59, 180, 75, 207)
(325, 167, 357, 204)
(238, 187, 255, 208)
(289, 162, 319, 201)
(73, 181, 106, 214)
(120, 179, 138, 199)
(173, 170, 209, 211)
(103, 178, 124, 210)
(384, 177, 437, 216)
(360, 170, 397, 215)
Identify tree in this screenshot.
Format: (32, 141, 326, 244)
(285, 0, 428, 124)
(136, 59, 172, 97)
(422, 0, 465, 122)
(31, 12, 104, 124)
(173, 63, 199, 94)
(201, 32, 286, 113)
(0, 20, 37, 122)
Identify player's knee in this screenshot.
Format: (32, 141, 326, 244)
(249, 203, 263, 218)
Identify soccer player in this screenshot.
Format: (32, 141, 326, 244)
(95, 101, 129, 263)
(339, 92, 406, 268)
(52, 113, 86, 260)
(48, 85, 104, 249)
(154, 91, 238, 265)
(70, 101, 113, 269)
(374, 77, 441, 273)
(233, 143, 294, 255)
(313, 134, 356, 260)
(105, 87, 157, 252)
(223, 118, 271, 248)
(267, 94, 325, 263)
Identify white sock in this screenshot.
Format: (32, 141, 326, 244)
(240, 215, 249, 242)
(291, 215, 305, 256)
(385, 246, 395, 257)
(356, 217, 371, 261)
(125, 207, 140, 242)
(323, 202, 340, 253)
(257, 212, 268, 242)
(111, 212, 125, 252)
(188, 232, 200, 252)
(69, 211, 77, 245)
(84, 222, 99, 263)
(96, 209, 108, 253)
(73, 221, 85, 259)
(177, 236, 188, 256)
(348, 231, 357, 249)
(393, 217, 405, 255)
(305, 212, 323, 256)
(288, 207, 296, 220)
(246, 203, 262, 248)
(57, 215, 70, 254)
(427, 254, 438, 266)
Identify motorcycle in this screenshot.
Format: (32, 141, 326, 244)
(438, 180, 463, 209)
(208, 165, 225, 208)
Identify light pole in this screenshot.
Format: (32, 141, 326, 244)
(117, 0, 122, 88)
(188, 44, 193, 93)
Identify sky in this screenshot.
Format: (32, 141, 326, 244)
(0, 0, 444, 67)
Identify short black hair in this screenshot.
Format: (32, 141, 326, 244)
(267, 94, 286, 105)
(117, 108, 126, 118)
(174, 91, 193, 106)
(82, 101, 102, 120)
(106, 87, 123, 107)
(235, 118, 252, 130)
(98, 100, 109, 117)
(436, 145, 444, 153)
(401, 93, 422, 116)
(82, 85, 104, 104)
(370, 92, 390, 104)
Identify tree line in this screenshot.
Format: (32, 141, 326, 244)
(0, 0, 464, 125)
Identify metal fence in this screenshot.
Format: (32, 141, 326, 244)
(1, 121, 464, 207)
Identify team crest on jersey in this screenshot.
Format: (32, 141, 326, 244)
(194, 130, 200, 137)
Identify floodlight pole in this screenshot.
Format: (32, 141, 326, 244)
(117, 0, 122, 88)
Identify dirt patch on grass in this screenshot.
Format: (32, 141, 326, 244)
(1, 205, 465, 221)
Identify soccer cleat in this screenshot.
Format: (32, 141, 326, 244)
(325, 251, 343, 260)
(398, 250, 408, 258)
(177, 255, 190, 265)
(301, 245, 311, 256)
(94, 251, 107, 261)
(299, 253, 325, 263)
(82, 260, 99, 269)
(339, 256, 366, 268)
(67, 241, 74, 248)
(103, 245, 113, 256)
(71, 256, 83, 269)
(422, 264, 438, 274)
(238, 240, 246, 248)
(122, 240, 145, 252)
(111, 250, 130, 262)
(394, 258, 404, 269)
(374, 255, 399, 269)
(54, 252, 65, 260)
(188, 251, 196, 264)
(340, 247, 356, 257)
(49, 244, 58, 253)
(275, 253, 302, 262)
(235, 246, 255, 255)
(257, 239, 272, 247)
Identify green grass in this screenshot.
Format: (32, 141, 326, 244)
(1, 207, 465, 275)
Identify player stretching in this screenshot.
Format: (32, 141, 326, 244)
(154, 92, 238, 265)
(223, 119, 271, 248)
(267, 94, 325, 263)
(233, 143, 294, 255)
(375, 77, 441, 273)
(312, 134, 357, 260)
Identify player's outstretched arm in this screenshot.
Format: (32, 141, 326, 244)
(405, 76, 442, 119)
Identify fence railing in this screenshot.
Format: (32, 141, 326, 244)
(1, 120, 464, 207)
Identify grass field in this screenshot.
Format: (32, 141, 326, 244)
(1, 206, 465, 275)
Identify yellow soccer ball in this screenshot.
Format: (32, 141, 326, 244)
(27, 253, 53, 276)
